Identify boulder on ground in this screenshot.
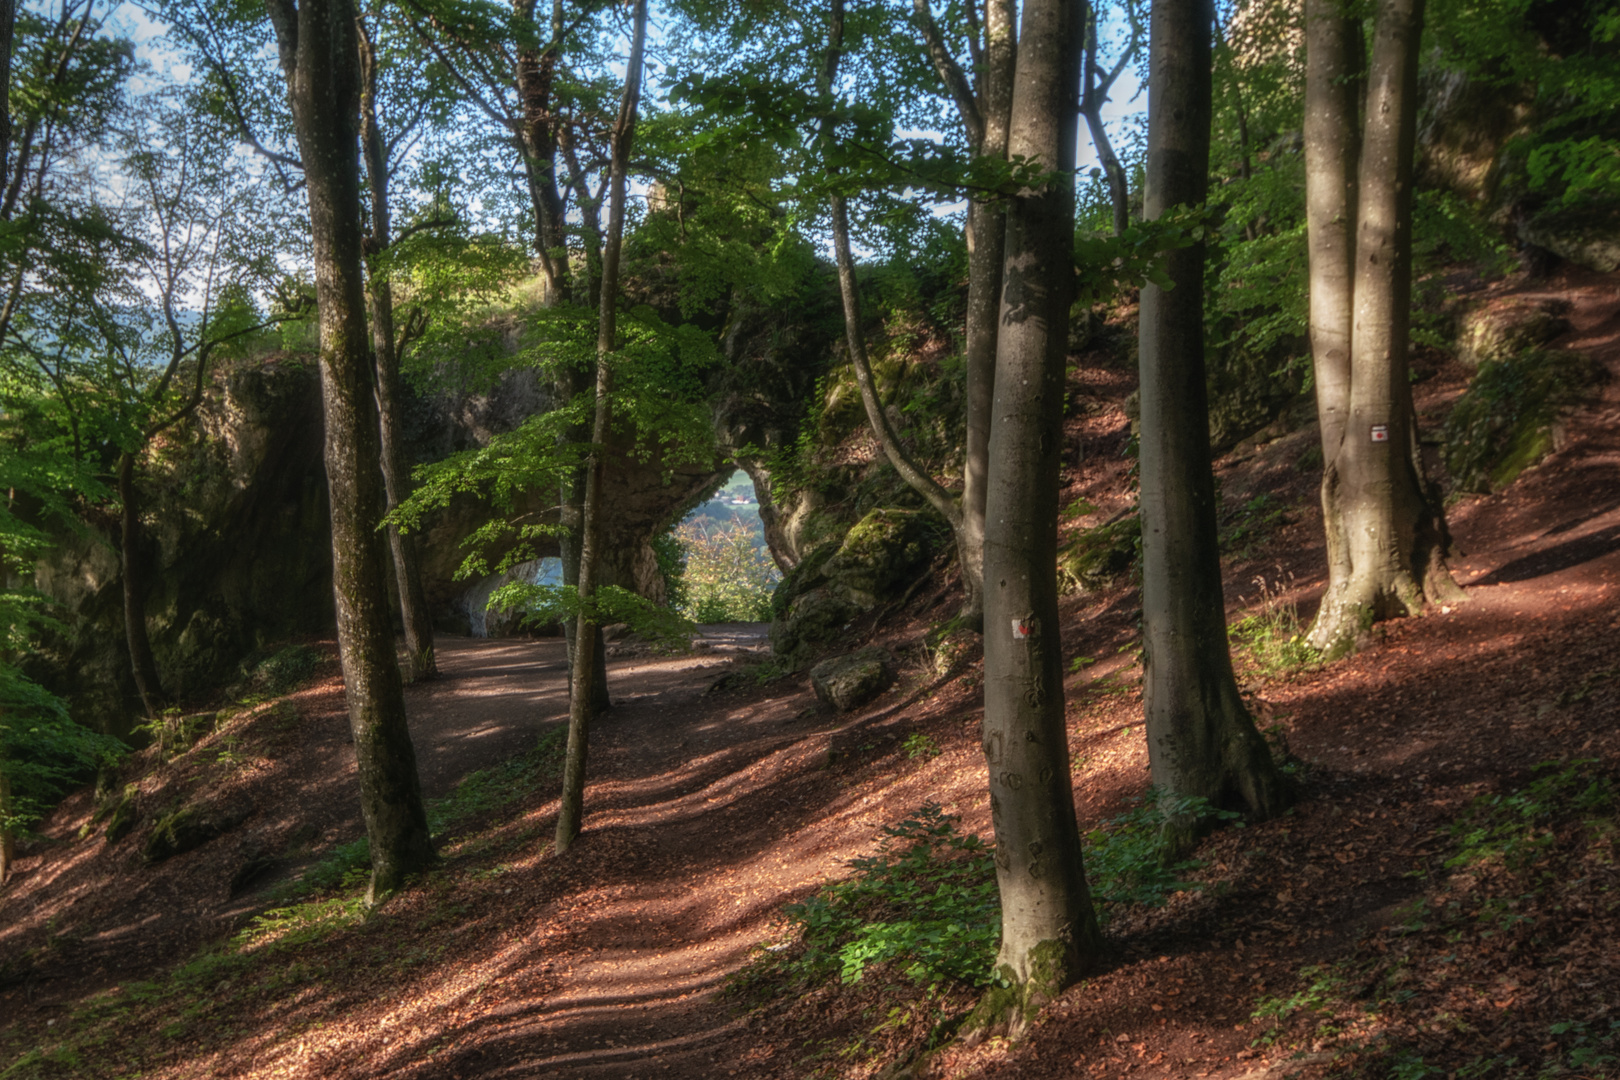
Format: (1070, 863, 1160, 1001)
(1456, 299, 1571, 369)
(1519, 201, 1620, 274)
(810, 648, 894, 712)
(1444, 347, 1605, 492)
(768, 509, 940, 658)
(143, 803, 252, 863)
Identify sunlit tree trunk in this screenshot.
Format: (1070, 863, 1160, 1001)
(266, 0, 433, 901)
(964, 0, 1100, 1039)
(1306, 0, 1464, 658)
(1304, 0, 1361, 620)
(117, 451, 164, 718)
(358, 23, 436, 682)
(1137, 0, 1288, 847)
(554, 0, 646, 855)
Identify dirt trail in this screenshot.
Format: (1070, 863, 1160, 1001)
(4, 271, 1617, 1080)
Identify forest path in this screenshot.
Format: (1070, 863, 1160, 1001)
(386, 623, 946, 1080)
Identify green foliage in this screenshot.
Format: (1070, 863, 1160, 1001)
(236, 644, 321, 698)
(486, 580, 694, 650)
(1229, 571, 1320, 675)
(741, 793, 1240, 999)
(764, 804, 1000, 990)
(1445, 759, 1613, 873)
(901, 733, 940, 760)
(650, 530, 690, 613)
(1443, 348, 1605, 492)
(672, 518, 780, 623)
(1219, 493, 1291, 557)
(1084, 789, 1242, 910)
(1250, 966, 1346, 1047)
(0, 667, 124, 837)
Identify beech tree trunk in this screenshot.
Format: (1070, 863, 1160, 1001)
(842, 0, 1014, 630)
(267, 0, 433, 902)
(958, 0, 1015, 632)
(118, 451, 165, 718)
(1303, 0, 1361, 613)
(554, 0, 646, 855)
(1137, 0, 1287, 845)
(359, 27, 436, 682)
(966, 0, 1100, 1038)
(514, 0, 571, 296)
(1306, 0, 1464, 659)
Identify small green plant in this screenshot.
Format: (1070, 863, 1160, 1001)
(1446, 759, 1613, 873)
(902, 733, 940, 760)
(1085, 788, 1241, 911)
(238, 644, 321, 698)
(1220, 493, 1291, 557)
(1229, 571, 1319, 675)
(1067, 654, 1096, 674)
(1249, 965, 1347, 1048)
(740, 804, 1000, 992)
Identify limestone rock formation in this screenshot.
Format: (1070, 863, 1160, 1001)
(770, 508, 939, 658)
(1456, 298, 1572, 369)
(810, 647, 894, 712)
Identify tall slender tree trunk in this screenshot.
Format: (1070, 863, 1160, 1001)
(0, 763, 15, 885)
(117, 451, 164, 718)
(554, 0, 646, 855)
(1303, 0, 1361, 621)
(359, 25, 436, 682)
(514, 0, 570, 297)
(958, 0, 1015, 631)
(966, 0, 1100, 1039)
(1082, 103, 1131, 237)
(1137, 0, 1287, 847)
(267, 0, 433, 902)
(1306, 0, 1463, 659)
(839, 0, 1009, 630)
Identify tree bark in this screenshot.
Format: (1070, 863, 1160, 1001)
(958, 0, 1015, 631)
(1306, 0, 1464, 659)
(514, 0, 571, 297)
(554, 0, 646, 855)
(359, 22, 436, 682)
(0, 761, 15, 885)
(1080, 3, 1139, 239)
(118, 451, 165, 718)
(1137, 0, 1288, 846)
(1303, 0, 1360, 621)
(847, 0, 1014, 630)
(267, 0, 433, 902)
(967, 0, 1100, 1039)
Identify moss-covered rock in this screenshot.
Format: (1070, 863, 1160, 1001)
(820, 509, 936, 606)
(143, 803, 251, 863)
(768, 509, 941, 658)
(1519, 200, 1620, 273)
(810, 648, 893, 712)
(1058, 515, 1141, 593)
(102, 789, 141, 844)
(1455, 299, 1571, 369)
(1444, 348, 1605, 492)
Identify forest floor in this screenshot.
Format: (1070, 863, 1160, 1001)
(2, 266, 1618, 1080)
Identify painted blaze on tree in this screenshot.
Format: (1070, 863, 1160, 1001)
(968, 0, 1102, 1040)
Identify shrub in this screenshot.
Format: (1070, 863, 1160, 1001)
(673, 518, 780, 623)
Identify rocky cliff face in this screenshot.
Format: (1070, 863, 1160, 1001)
(30, 358, 334, 735)
(28, 346, 737, 730)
